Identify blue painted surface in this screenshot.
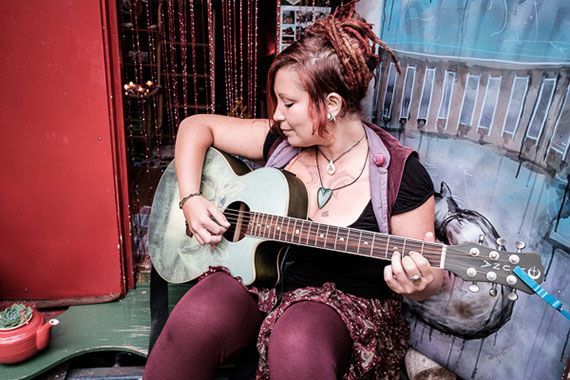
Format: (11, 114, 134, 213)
(402, 133, 570, 380)
(376, 2, 570, 378)
(380, 0, 570, 63)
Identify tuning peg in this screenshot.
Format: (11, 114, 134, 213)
(489, 284, 498, 297)
(496, 238, 507, 251)
(478, 234, 485, 244)
(468, 282, 480, 293)
(515, 241, 526, 252)
(507, 289, 518, 301)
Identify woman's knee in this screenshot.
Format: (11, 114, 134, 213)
(267, 302, 351, 377)
(165, 271, 263, 342)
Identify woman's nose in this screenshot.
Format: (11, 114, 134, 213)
(273, 106, 285, 122)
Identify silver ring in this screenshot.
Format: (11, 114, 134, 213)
(409, 274, 423, 285)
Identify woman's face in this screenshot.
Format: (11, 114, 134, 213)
(272, 67, 327, 147)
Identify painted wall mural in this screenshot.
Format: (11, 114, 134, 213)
(372, 1, 570, 379)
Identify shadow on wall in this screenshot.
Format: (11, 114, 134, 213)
(403, 182, 514, 340)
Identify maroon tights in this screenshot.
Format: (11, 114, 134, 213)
(143, 272, 352, 380)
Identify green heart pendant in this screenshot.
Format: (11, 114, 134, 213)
(317, 187, 333, 209)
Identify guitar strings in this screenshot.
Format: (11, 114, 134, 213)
(214, 208, 519, 267)
(194, 208, 525, 286)
(220, 208, 508, 259)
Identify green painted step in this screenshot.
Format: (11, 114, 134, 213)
(0, 283, 191, 380)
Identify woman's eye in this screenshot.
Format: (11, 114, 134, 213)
(284, 103, 294, 108)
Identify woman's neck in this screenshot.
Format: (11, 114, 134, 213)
(317, 115, 365, 160)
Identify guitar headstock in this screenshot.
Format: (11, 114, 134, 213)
(443, 239, 544, 297)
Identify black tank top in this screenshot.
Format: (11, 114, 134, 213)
(280, 155, 434, 299)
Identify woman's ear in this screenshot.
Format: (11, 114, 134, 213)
(326, 92, 343, 118)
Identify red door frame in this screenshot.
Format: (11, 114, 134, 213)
(101, 0, 135, 292)
(0, 0, 134, 305)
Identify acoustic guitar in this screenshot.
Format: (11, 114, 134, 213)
(148, 147, 544, 294)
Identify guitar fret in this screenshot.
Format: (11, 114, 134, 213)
(298, 220, 304, 244)
(333, 227, 339, 250)
(258, 213, 264, 237)
(307, 223, 321, 247)
(385, 235, 390, 259)
(306, 220, 313, 245)
(250, 212, 257, 236)
(260, 213, 266, 238)
(345, 229, 350, 252)
(269, 214, 275, 239)
(285, 217, 291, 242)
(370, 233, 375, 257)
(357, 230, 362, 254)
(277, 216, 285, 240)
(401, 239, 406, 255)
(325, 225, 330, 249)
(265, 213, 270, 238)
(253, 212, 260, 237)
(259, 213, 265, 238)
(292, 219, 298, 242)
(274, 215, 279, 240)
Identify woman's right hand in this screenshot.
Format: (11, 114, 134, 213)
(182, 195, 230, 249)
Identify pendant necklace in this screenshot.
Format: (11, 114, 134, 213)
(316, 142, 369, 209)
(318, 133, 365, 175)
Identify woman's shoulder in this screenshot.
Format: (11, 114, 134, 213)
(392, 155, 434, 215)
(263, 128, 284, 161)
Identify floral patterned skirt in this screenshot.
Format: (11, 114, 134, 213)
(199, 267, 409, 379)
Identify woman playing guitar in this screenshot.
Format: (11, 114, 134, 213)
(144, 1, 443, 379)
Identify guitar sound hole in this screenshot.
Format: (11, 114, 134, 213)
(223, 201, 250, 242)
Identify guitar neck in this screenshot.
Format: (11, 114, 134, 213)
(246, 211, 447, 268)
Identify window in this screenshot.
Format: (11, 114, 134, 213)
(477, 76, 502, 134)
(502, 76, 529, 138)
(547, 83, 570, 160)
(417, 67, 435, 123)
(399, 65, 416, 121)
(527, 77, 557, 142)
(437, 70, 456, 128)
(382, 62, 398, 120)
(458, 74, 480, 128)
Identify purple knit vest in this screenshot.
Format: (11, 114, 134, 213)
(265, 121, 413, 233)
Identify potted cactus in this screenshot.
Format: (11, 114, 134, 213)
(0, 303, 59, 364)
(0, 303, 33, 330)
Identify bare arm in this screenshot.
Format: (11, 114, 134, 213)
(384, 196, 443, 301)
(175, 114, 270, 247)
(175, 114, 270, 198)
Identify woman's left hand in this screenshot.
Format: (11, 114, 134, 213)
(384, 231, 443, 301)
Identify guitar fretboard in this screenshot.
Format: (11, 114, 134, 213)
(245, 211, 446, 268)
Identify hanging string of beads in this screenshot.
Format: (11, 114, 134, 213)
(160, 1, 175, 139)
(206, 0, 215, 113)
(178, 0, 189, 118)
(189, 0, 199, 114)
(222, 0, 258, 118)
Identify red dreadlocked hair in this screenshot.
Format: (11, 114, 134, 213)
(267, 0, 400, 136)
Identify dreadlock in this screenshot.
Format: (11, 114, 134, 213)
(266, 0, 399, 136)
(307, 0, 400, 99)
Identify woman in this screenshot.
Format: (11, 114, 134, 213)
(144, 2, 443, 379)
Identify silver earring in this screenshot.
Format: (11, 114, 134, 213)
(327, 112, 336, 123)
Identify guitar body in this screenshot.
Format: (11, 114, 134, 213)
(148, 147, 309, 286)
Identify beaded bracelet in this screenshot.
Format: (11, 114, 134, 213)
(179, 191, 202, 209)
